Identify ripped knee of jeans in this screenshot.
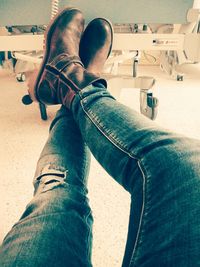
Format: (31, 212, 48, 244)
(33, 164, 68, 195)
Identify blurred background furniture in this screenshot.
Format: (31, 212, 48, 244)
(0, 0, 199, 120)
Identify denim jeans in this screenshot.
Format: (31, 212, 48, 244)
(0, 108, 92, 267)
(0, 84, 200, 267)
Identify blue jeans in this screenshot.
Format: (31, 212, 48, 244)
(0, 84, 200, 266)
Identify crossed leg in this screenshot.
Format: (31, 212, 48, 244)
(71, 83, 200, 267)
(0, 107, 93, 267)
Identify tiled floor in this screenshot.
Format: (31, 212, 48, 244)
(0, 62, 200, 266)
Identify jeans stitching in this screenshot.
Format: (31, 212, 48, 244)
(128, 160, 147, 267)
(80, 100, 149, 266)
(80, 101, 139, 161)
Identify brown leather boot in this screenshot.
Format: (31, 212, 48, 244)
(28, 9, 112, 109)
(79, 18, 113, 75)
(28, 7, 85, 106)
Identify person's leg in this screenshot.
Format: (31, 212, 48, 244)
(25, 9, 200, 266)
(71, 83, 200, 267)
(0, 106, 92, 267)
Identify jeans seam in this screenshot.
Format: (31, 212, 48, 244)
(128, 160, 147, 267)
(80, 100, 148, 266)
(80, 100, 139, 161)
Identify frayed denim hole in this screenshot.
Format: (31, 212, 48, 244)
(39, 175, 67, 193)
(34, 169, 68, 195)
